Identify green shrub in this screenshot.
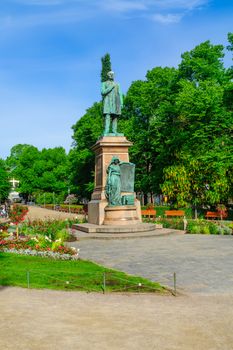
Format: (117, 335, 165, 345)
(189, 225, 201, 234)
(209, 223, 219, 235)
(222, 225, 232, 235)
(200, 225, 210, 234)
(217, 226, 224, 235)
(37, 235, 52, 249)
(155, 218, 184, 230)
(51, 240, 62, 250)
(54, 228, 69, 242)
(20, 219, 78, 241)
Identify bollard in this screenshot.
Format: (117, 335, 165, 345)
(27, 271, 30, 289)
(173, 272, 176, 296)
(103, 272, 106, 294)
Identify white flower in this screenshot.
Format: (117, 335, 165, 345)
(45, 235, 52, 242)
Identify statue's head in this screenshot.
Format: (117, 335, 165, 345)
(111, 155, 120, 164)
(107, 71, 114, 80)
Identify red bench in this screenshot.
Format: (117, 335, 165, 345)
(141, 209, 156, 220)
(165, 210, 185, 217)
(205, 211, 228, 220)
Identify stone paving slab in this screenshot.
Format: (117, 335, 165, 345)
(68, 234, 233, 294)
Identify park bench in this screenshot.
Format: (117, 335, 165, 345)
(59, 207, 68, 213)
(165, 210, 185, 217)
(141, 209, 156, 220)
(205, 211, 228, 220)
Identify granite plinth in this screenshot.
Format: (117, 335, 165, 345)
(103, 205, 140, 225)
(72, 222, 159, 234)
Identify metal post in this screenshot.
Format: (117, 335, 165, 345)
(68, 188, 70, 213)
(27, 271, 30, 289)
(103, 272, 106, 294)
(173, 272, 176, 296)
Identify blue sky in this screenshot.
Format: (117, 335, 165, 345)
(0, 0, 232, 159)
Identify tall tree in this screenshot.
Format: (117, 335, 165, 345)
(161, 40, 233, 207)
(6, 145, 69, 201)
(120, 66, 179, 201)
(101, 53, 112, 82)
(69, 102, 102, 199)
(0, 159, 11, 202)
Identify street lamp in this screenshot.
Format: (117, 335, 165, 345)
(68, 188, 71, 213)
(53, 192, 55, 210)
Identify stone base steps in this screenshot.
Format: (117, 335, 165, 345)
(72, 222, 161, 234)
(72, 223, 184, 240)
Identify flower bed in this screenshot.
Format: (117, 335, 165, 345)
(9, 204, 28, 224)
(0, 238, 79, 260)
(1, 248, 79, 260)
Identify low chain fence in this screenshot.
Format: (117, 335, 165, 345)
(22, 269, 177, 296)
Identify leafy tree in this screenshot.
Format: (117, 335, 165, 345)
(120, 67, 179, 201)
(69, 102, 102, 199)
(227, 32, 233, 52)
(121, 39, 232, 208)
(0, 159, 11, 202)
(161, 165, 191, 208)
(224, 32, 233, 111)
(179, 40, 225, 83)
(6, 145, 69, 201)
(160, 40, 233, 208)
(101, 53, 112, 82)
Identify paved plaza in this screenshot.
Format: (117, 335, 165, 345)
(72, 233, 233, 294)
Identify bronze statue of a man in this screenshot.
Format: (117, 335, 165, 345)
(101, 71, 123, 136)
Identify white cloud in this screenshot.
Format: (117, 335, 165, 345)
(0, 8, 93, 29)
(148, 0, 209, 10)
(2, 0, 210, 28)
(14, 0, 209, 11)
(152, 13, 183, 24)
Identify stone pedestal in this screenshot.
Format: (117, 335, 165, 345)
(103, 205, 140, 225)
(88, 135, 141, 226)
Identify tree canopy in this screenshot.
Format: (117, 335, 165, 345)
(69, 34, 233, 207)
(6, 144, 69, 201)
(0, 159, 11, 202)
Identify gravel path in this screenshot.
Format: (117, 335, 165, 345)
(25, 205, 84, 221)
(0, 287, 233, 350)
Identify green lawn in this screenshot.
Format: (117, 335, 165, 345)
(0, 252, 165, 293)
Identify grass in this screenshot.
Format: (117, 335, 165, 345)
(0, 252, 166, 293)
